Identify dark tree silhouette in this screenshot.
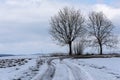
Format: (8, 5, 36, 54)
(50, 7, 85, 55)
(87, 11, 116, 55)
(73, 35, 89, 55)
(73, 39, 85, 55)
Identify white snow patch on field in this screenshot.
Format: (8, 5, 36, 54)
(71, 58, 120, 80)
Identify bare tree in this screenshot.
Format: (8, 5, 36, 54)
(50, 7, 85, 55)
(73, 35, 89, 55)
(73, 39, 85, 55)
(87, 11, 117, 55)
(73, 42, 83, 55)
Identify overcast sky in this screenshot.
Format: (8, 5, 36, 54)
(0, 0, 120, 55)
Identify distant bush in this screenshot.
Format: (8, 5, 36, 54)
(50, 53, 67, 57)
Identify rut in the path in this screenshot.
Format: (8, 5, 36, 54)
(66, 64, 83, 80)
(40, 64, 55, 80)
(64, 62, 93, 80)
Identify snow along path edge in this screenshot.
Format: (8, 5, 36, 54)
(31, 58, 56, 80)
(31, 63, 48, 80)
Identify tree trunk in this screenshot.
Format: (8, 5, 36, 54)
(69, 42, 72, 55)
(99, 43, 103, 55)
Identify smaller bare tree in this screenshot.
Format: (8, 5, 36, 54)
(73, 37, 88, 55)
(87, 11, 117, 55)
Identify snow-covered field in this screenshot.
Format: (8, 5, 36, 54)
(0, 55, 120, 80)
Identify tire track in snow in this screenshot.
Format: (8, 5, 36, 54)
(64, 61, 94, 80)
(31, 59, 56, 80)
(39, 63, 55, 80)
(52, 62, 69, 80)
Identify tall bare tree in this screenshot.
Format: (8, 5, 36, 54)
(50, 7, 85, 55)
(87, 11, 116, 55)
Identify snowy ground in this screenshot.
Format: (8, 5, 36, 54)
(70, 58, 120, 80)
(0, 55, 120, 80)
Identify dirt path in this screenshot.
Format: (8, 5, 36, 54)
(51, 59, 93, 80)
(33, 58, 93, 80)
